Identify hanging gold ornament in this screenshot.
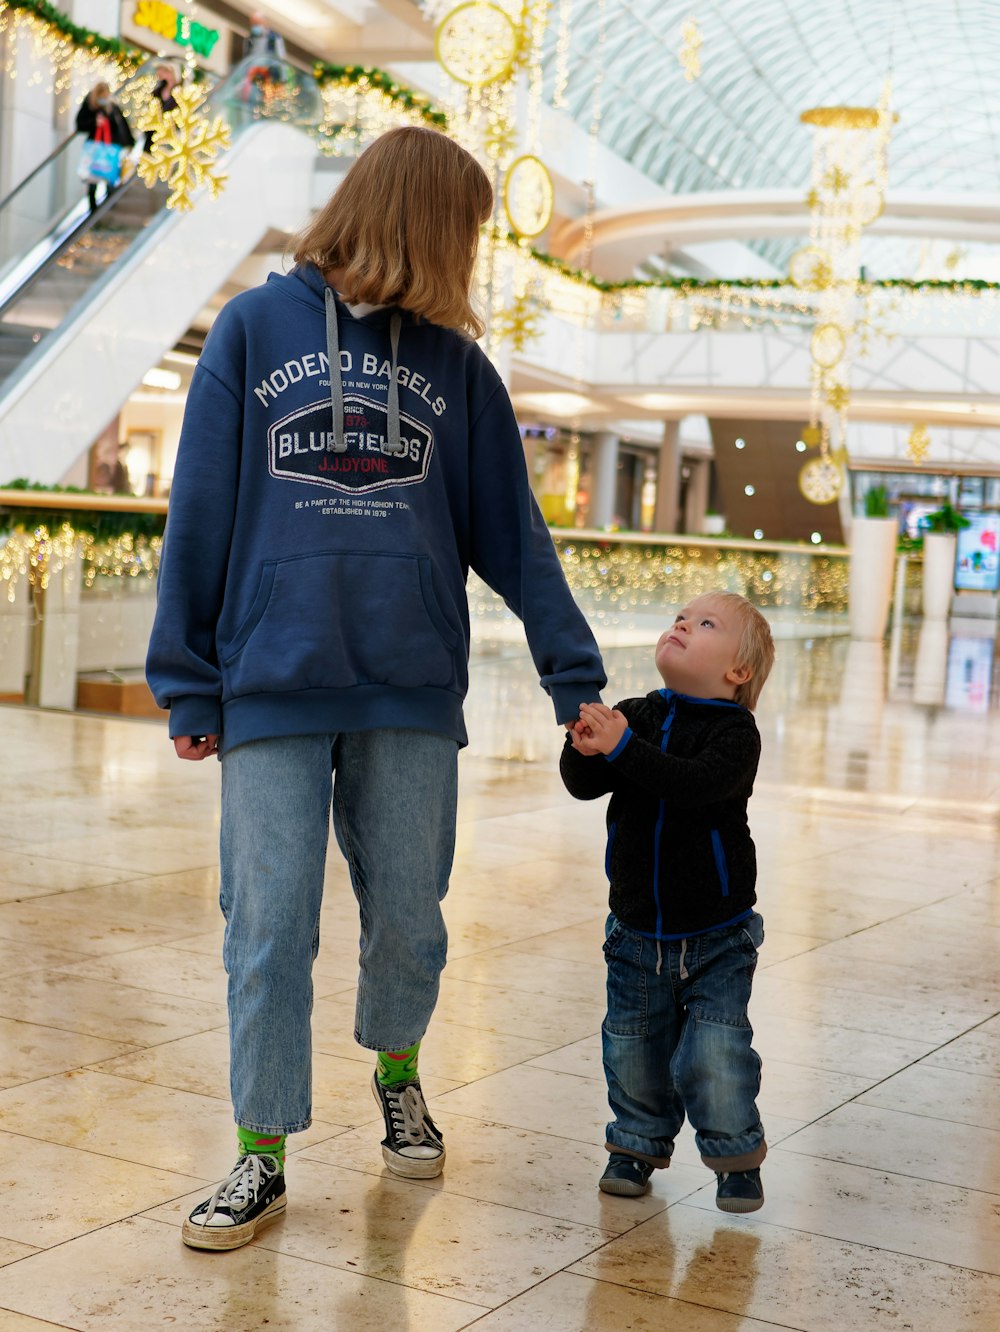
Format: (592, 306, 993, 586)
(788, 246, 834, 291)
(678, 16, 703, 82)
(799, 456, 844, 504)
(503, 154, 554, 238)
(800, 424, 824, 448)
(494, 292, 543, 351)
(795, 83, 895, 481)
(906, 422, 931, 464)
(435, 2, 519, 87)
(811, 322, 846, 369)
(137, 82, 230, 212)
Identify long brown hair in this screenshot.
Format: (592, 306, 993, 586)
(292, 126, 493, 337)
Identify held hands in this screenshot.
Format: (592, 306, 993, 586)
(174, 735, 220, 760)
(569, 703, 628, 756)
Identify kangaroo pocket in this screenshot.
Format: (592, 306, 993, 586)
(222, 551, 461, 696)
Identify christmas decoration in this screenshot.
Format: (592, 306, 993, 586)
(679, 15, 703, 82)
(137, 81, 230, 212)
(906, 422, 931, 464)
(493, 292, 543, 351)
(798, 456, 844, 505)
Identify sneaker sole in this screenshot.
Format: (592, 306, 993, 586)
(181, 1195, 287, 1251)
(716, 1195, 764, 1214)
(598, 1178, 649, 1197)
(381, 1144, 446, 1179)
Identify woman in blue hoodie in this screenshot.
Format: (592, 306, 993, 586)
(146, 125, 606, 1251)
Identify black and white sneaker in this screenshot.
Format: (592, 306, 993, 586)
(371, 1074, 446, 1178)
(181, 1153, 287, 1250)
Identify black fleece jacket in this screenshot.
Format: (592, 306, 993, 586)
(560, 688, 761, 938)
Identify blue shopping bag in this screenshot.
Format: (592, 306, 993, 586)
(78, 139, 125, 187)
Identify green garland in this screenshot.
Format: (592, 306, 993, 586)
(2, 0, 144, 66)
(312, 60, 448, 128)
(519, 239, 1000, 296)
(0, 480, 165, 542)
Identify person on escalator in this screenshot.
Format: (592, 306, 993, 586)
(76, 82, 135, 213)
(143, 64, 179, 152)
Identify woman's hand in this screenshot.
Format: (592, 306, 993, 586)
(173, 735, 220, 760)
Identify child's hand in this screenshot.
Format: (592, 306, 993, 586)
(577, 703, 628, 756)
(569, 723, 604, 756)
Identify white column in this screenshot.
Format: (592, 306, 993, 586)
(25, 549, 83, 710)
(0, 573, 31, 697)
(588, 430, 619, 530)
(655, 420, 681, 534)
(684, 456, 711, 535)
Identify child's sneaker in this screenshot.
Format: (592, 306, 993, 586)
(181, 1153, 286, 1250)
(371, 1074, 446, 1178)
(715, 1167, 764, 1213)
(598, 1153, 654, 1197)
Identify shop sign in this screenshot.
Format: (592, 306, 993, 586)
(132, 1, 220, 58)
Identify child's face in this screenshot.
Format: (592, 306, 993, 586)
(654, 595, 751, 699)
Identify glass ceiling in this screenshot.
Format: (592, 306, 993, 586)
(546, 0, 1000, 194)
(540, 0, 1000, 275)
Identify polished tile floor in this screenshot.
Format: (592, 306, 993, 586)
(0, 622, 998, 1329)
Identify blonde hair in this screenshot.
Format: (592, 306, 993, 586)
(292, 126, 493, 337)
(699, 591, 775, 711)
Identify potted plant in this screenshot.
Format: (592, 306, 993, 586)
(921, 502, 969, 619)
(848, 485, 899, 640)
(702, 510, 726, 536)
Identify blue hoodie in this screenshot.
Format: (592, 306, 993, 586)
(146, 263, 606, 753)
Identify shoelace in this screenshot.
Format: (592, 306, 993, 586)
(202, 1153, 274, 1221)
(386, 1084, 440, 1146)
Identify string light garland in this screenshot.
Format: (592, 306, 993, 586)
(0, 0, 143, 68)
(792, 82, 895, 503)
(0, 484, 165, 598)
(313, 62, 448, 129)
(468, 537, 849, 627)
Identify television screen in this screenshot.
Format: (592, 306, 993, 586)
(954, 513, 1000, 593)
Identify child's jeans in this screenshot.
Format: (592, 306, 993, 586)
(602, 911, 766, 1173)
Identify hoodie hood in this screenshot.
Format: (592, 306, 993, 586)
(269, 263, 405, 457)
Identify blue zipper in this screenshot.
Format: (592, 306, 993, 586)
(651, 694, 678, 938)
(711, 828, 730, 896)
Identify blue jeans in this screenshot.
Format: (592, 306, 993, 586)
(219, 729, 458, 1134)
(602, 912, 766, 1173)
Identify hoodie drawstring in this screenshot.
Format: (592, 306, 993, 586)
(385, 312, 404, 455)
(655, 940, 662, 977)
(678, 937, 689, 980)
(324, 286, 346, 453)
(324, 287, 405, 457)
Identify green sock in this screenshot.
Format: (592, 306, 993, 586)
(376, 1040, 421, 1087)
(237, 1125, 286, 1170)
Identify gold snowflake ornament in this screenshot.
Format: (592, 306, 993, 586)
(494, 294, 542, 352)
(138, 83, 231, 213)
(906, 422, 931, 464)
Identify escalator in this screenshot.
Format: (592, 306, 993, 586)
(0, 59, 341, 484)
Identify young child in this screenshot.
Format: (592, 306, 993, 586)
(560, 590, 775, 1213)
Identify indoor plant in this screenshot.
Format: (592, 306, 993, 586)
(848, 485, 898, 640)
(921, 502, 969, 619)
